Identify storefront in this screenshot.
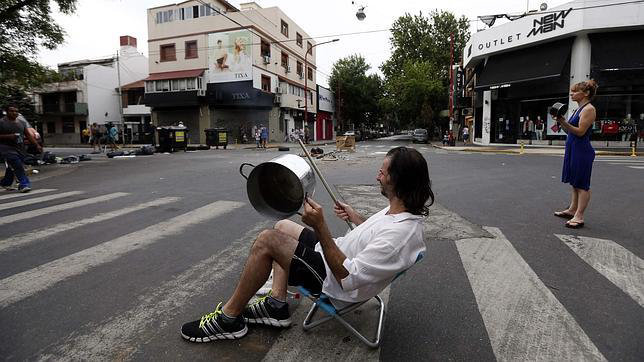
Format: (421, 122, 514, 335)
(316, 85, 336, 141)
(206, 80, 278, 143)
(464, 0, 644, 145)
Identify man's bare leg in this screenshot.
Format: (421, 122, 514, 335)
(222, 229, 298, 316)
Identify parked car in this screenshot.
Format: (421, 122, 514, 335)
(412, 129, 429, 143)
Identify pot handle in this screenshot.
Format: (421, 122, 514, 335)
(239, 163, 255, 180)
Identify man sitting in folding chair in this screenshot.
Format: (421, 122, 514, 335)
(180, 147, 434, 344)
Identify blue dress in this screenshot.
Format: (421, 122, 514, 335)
(561, 103, 595, 190)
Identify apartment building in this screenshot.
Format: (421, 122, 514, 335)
(145, 1, 318, 144)
(32, 36, 148, 145)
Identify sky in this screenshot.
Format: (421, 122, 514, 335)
(38, 0, 571, 87)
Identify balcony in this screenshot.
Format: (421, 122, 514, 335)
(36, 102, 88, 115)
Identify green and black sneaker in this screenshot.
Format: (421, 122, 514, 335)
(242, 292, 291, 327)
(181, 302, 247, 342)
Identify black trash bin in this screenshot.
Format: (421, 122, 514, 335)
(157, 126, 189, 152)
(205, 128, 229, 149)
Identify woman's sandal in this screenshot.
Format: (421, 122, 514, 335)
(565, 220, 585, 229)
(554, 211, 575, 219)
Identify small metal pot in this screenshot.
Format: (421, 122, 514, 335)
(239, 154, 316, 219)
(549, 102, 568, 118)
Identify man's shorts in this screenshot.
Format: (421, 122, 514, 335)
(288, 228, 327, 295)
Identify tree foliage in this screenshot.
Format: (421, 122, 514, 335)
(381, 10, 470, 132)
(0, 0, 77, 120)
(328, 55, 383, 130)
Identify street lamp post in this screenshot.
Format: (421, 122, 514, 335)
(304, 38, 339, 141)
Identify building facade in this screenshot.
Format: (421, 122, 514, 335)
(145, 1, 318, 145)
(463, 0, 644, 145)
(32, 36, 148, 145)
(316, 85, 336, 141)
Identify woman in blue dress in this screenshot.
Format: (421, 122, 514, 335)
(553, 79, 598, 229)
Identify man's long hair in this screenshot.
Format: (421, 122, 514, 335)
(386, 147, 434, 216)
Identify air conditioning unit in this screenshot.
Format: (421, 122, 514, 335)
(197, 89, 206, 96)
(285, 66, 291, 73)
(274, 95, 281, 104)
(263, 55, 270, 64)
(299, 74, 304, 80)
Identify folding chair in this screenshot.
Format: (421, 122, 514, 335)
(298, 252, 424, 348)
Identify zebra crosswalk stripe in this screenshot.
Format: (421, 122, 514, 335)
(627, 166, 644, 169)
(0, 191, 84, 211)
(455, 227, 606, 361)
(0, 189, 57, 201)
(0, 197, 181, 254)
(39, 220, 271, 361)
(0, 200, 244, 308)
(0, 192, 129, 226)
(556, 234, 644, 308)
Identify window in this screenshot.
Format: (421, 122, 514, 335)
(160, 44, 176, 62)
(281, 52, 288, 68)
(197, 77, 203, 90)
(186, 78, 196, 90)
(179, 79, 186, 90)
(281, 20, 288, 37)
(307, 41, 313, 55)
(156, 12, 163, 24)
(184, 6, 193, 19)
(307, 67, 313, 81)
(193, 5, 199, 18)
(46, 121, 55, 134)
(261, 75, 271, 92)
(261, 39, 270, 57)
(145, 81, 153, 93)
(297, 61, 303, 77)
(171, 79, 179, 91)
(160, 80, 170, 91)
(62, 117, 75, 133)
(296, 33, 303, 47)
(185, 40, 198, 59)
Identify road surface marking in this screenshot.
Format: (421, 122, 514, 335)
(627, 166, 644, 169)
(0, 200, 243, 308)
(556, 234, 644, 308)
(455, 227, 606, 361)
(594, 158, 643, 162)
(39, 220, 269, 360)
(0, 191, 84, 211)
(0, 189, 56, 201)
(0, 197, 180, 254)
(0, 192, 129, 226)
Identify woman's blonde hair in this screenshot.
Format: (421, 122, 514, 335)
(571, 79, 599, 100)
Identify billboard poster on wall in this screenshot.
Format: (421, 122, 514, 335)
(546, 109, 567, 136)
(208, 30, 252, 83)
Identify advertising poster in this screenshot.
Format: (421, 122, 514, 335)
(208, 30, 252, 83)
(546, 108, 567, 136)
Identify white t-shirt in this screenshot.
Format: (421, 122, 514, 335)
(315, 206, 426, 304)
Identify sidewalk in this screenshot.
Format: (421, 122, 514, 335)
(433, 142, 642, 156)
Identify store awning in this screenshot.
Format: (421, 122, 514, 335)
(144, 68, 205, 81)
(590, 30, 644, 71)
(475, 38, 573, 89)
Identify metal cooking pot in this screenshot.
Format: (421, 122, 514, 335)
(549, 102, 568, 118)
(239, 154, 316, 219)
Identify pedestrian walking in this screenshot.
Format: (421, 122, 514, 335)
(90, 123, 100, 152)
(260, 125, 268, 148)
(255, 128, 261, 148)
(462, 126, 469, 143)
(0, 105, 42, 193)
(107, 123, 120, 151)
(553, 79, 598, 229)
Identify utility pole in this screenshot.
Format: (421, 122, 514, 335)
(304, 39, 339, 140)
(116, 50, 124, 145)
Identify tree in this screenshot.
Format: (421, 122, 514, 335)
(381, 10, 470, 133)
(0, 0, 77, 123)
(0, 0, 77, 88)
(328, 55, 383, 131)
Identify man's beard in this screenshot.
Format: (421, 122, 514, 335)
(380, 182, 389, 197)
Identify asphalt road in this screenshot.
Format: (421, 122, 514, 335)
(1, 137, 642, 361)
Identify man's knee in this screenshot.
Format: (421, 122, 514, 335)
(254, 229, 293, 255)
(274, 219, 303, 239)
